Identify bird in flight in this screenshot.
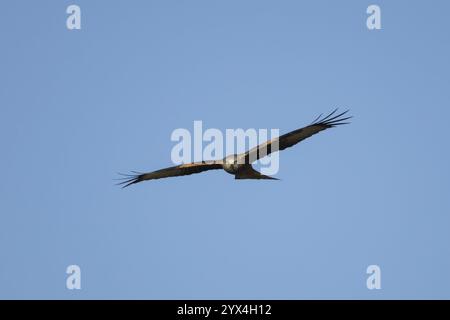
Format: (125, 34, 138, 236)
(117, 109, 351, 187)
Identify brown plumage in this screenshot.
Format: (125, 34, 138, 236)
(117, 109, 351, 187)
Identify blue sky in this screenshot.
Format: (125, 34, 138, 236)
(1, 1, 449, 299)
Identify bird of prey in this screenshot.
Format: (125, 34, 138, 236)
(117, 109, 351, 187)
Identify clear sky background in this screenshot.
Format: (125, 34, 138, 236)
(1, 1, 449, 299)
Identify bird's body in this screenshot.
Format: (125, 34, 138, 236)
(221, 155, 277, 179)
(118, 109, 351, 187)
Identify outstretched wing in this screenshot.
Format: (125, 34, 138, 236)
(117, 161, 223, 187)
(241, 109, 351, 164)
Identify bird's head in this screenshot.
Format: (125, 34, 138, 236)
(224, 154, 238, 165)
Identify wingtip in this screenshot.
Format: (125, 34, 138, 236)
(116, 172, 142, 188)
(312, 108, 352, 127)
